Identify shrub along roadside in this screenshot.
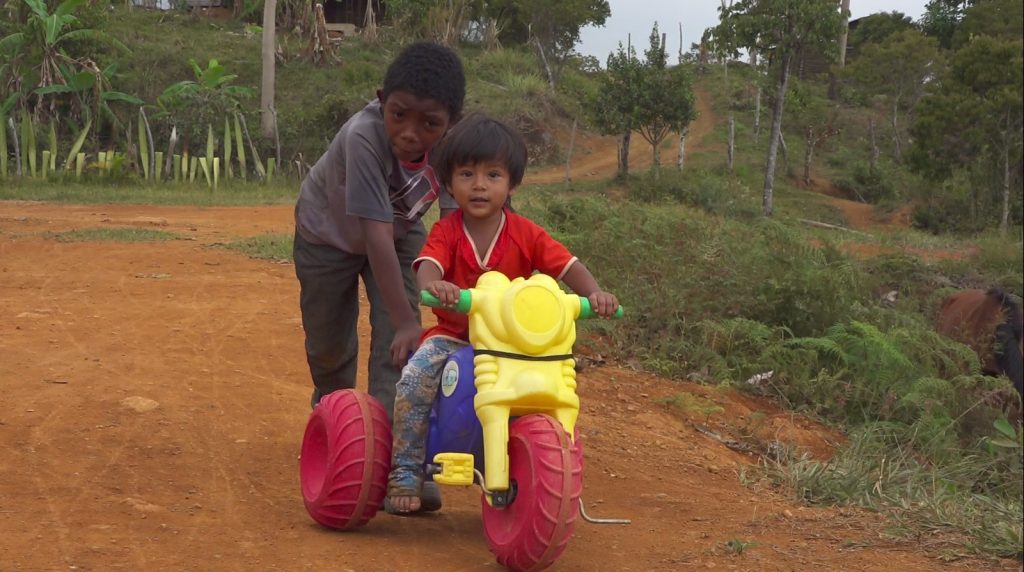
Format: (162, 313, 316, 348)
(519, 192, 1022, 558)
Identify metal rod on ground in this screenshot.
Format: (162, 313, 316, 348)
(579, 498, 631, 524)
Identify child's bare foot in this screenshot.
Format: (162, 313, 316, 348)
(388, 495, 421, 513)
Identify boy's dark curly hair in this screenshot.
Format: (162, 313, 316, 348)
(432, 114, 528, 188)
(381, 42, 465, 117)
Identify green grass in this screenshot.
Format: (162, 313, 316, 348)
(222, 233, 293, 262)
(751, 424, 1023, 559)
(43, 227, 181, 242)
(0, 179, 297, 205)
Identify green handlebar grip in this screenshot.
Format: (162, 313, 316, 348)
(420, 289, 472, 313)
(579, 297, 624, 319)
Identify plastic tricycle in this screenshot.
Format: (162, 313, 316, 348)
(299, 271, 627, 571)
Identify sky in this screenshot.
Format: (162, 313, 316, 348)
(577, 0, 931, 64)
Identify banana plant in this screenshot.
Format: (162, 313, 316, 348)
(0, 93, 16, 178)
(1, 0, 131, 116)
(35, 62, 142, 136)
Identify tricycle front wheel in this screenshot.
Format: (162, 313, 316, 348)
(482, 414, 583, 572)
(299, 389, 391, 530)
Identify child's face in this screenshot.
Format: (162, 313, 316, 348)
(450, 161, 514, 221)
(380, 90, 452, 163)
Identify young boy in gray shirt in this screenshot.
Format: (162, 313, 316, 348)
(293, 42, 465, 431)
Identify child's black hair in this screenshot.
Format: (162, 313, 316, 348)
(381, 42, 466, 117)
(433, 115, 528, 188)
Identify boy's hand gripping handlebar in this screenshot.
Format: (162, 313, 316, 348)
(420, 289, 624, 319)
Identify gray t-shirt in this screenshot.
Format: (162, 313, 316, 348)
(295, 99, 455, 254)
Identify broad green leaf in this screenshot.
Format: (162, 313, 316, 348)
(138, 110, 149, 180)
(33, 84, 77, 96)
(0, 111, 7, 178)
(24, 0, 48, 21)
(44, 15, 61, 46)
(68, 70, 97, 91)
(988, 438, 1020, 449)
(63, 118, 91, 172)
(0, 32, 26, 55)
(206, 124, 214, 161)
(59, 29, 130, 53)
(55, 0, 87, 18)
(0, 92, 18, 116)
(993, 417, 1019, 440)
(102, 91, 144, 105)
(48, 123, 57, 171)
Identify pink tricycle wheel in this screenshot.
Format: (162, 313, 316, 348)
(482, 414, 583, 572)
(300, 389, 392, 530)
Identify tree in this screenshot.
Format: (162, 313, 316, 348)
(261, 0, 276, 139)
(953, 0, 1023, 48)
(714, 0, 841, 216)
(829, 0, 850, 99)
(589, 40, 641, 178)
(848, 11, 916, 48)
(921, 0, 974, 49)
(787, 80, 838, 186)
(910, 36, 1023, 234)
(632, 24, 697, 170)
(843, 29, 943, 162)
(498, 0, 610, 89)
(0, 0, 130, 118)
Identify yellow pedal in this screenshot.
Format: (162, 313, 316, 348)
(432, 453, 476, 486)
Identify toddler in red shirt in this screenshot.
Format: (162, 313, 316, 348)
(387, 115, 619, 513)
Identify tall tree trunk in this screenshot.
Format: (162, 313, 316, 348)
(564, 117, 577, 184)
(891, 100, 902, 162)
(804, 128, 815, 185)
(830, 0, 851, 100)
(763, 52, 792, 217)
(260, 0, 277, 139)
(728, 115, 735, 172)
(869, 117, 879, 173)
(1001, 124, 1010, 235)
(724, 57, 734, 172)
(652, 138, 661, 170)
(617, 130, 631, 178)
(837, 0, 851, 66)
(532, 36, 556, 91)
(677, 127, 688, 171)
(9, 117, 21, 177)
(753, 83, 761, 143)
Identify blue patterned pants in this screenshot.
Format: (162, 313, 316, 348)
(388, 337, 467, 496)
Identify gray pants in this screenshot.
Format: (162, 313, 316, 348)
(293, 224, 425, 419)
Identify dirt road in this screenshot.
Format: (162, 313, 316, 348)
(0, 202, 1016, 571)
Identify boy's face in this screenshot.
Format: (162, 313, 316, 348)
(380, 90, 452, 163)
(450, 161, 514, 222)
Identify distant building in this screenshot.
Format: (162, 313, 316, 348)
(323, 0, 383, 33)
(793, 16, 869, 79)
(130, 0, 384, 25)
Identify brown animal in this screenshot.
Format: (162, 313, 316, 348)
(936, 288, 1024, 402)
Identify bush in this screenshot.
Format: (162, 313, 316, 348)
(834, 160, 898, 204)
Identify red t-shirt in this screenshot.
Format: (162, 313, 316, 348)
(413, 209, 578, 342)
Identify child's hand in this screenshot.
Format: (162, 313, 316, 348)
(588, 291, 619, 318)
(427, 280, 462, 307)
(391, 322, 422, 367)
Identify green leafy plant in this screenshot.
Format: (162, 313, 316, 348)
(1, 0, 131, 117)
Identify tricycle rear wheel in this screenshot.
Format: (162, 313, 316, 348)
(481, 414, 583, 572)
(299, 389, 391, 530)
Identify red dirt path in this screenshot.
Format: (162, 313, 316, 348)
(0, 201, 1017, 571)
